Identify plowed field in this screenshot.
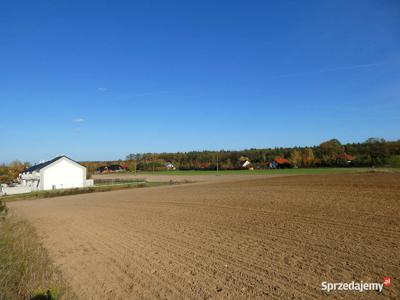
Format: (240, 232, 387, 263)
(9, 172, 400, 299)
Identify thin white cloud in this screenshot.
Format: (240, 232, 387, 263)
(98, 87, 108, 92)
(72, 118, 85, 123)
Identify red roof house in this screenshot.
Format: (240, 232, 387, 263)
(336, 153, 355, 161)
(274, 157, 290, 165)
(269, 157, 292, 168)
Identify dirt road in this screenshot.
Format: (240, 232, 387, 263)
(9, 173, 400, 299)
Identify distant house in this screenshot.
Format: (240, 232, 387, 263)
(13, 156, 92, 193)
(336, 153, 355, 164)
(96, 166, 108, 173)
(242, 160, 252, 169)
(269, 157, 292, 169)
(165, 162, 176, 170)
(96, 164, 128, 173)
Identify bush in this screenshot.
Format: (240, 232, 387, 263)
(388, 155, 400, 168)
(0, 200, 7, 219)
(31, 288, 59, 300)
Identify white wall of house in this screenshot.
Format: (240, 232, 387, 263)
(20, 171, 40, 190)
(242, 160, 251, 168)
(2, 185, 32, 195)
(41, 158, 86, 190)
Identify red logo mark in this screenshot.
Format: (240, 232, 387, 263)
(383, 277, 391, 287)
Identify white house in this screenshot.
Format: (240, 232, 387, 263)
(19, 155, 93, 191)
(242, 160, 251, 168)
(165, 162, 176, 170)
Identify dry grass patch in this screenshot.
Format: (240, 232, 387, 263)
(0, 203, 75, 300)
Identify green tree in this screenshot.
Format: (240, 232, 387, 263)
(364, 137, 389, 166)
(302, 148, 315, 167)
(289, 149, 302, 167)
(8, 161, 30, 180)
(388, 155, 400, 167)
(319, 139, 344, 165)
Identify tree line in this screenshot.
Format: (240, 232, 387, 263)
(1, 138, 400, 183)
(122, 138, 400, 171)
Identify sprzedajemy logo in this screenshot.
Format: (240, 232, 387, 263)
(383, 277, 391, 287)
(321, 277, 392, 293)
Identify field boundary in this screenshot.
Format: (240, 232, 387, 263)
(0, 208, 76, 299)
(1, 181, 173, 203)
(126, 167, 387, 176)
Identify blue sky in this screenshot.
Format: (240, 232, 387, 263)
(1, 1, 399, 163)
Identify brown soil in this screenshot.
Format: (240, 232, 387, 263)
(91, 172, 285, 183)
(8, 173, 400, 299)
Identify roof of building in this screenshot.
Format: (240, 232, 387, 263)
(274, 157, 291, 164)
(23, 155, 83, 173)
(336, 153, 356, 161)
